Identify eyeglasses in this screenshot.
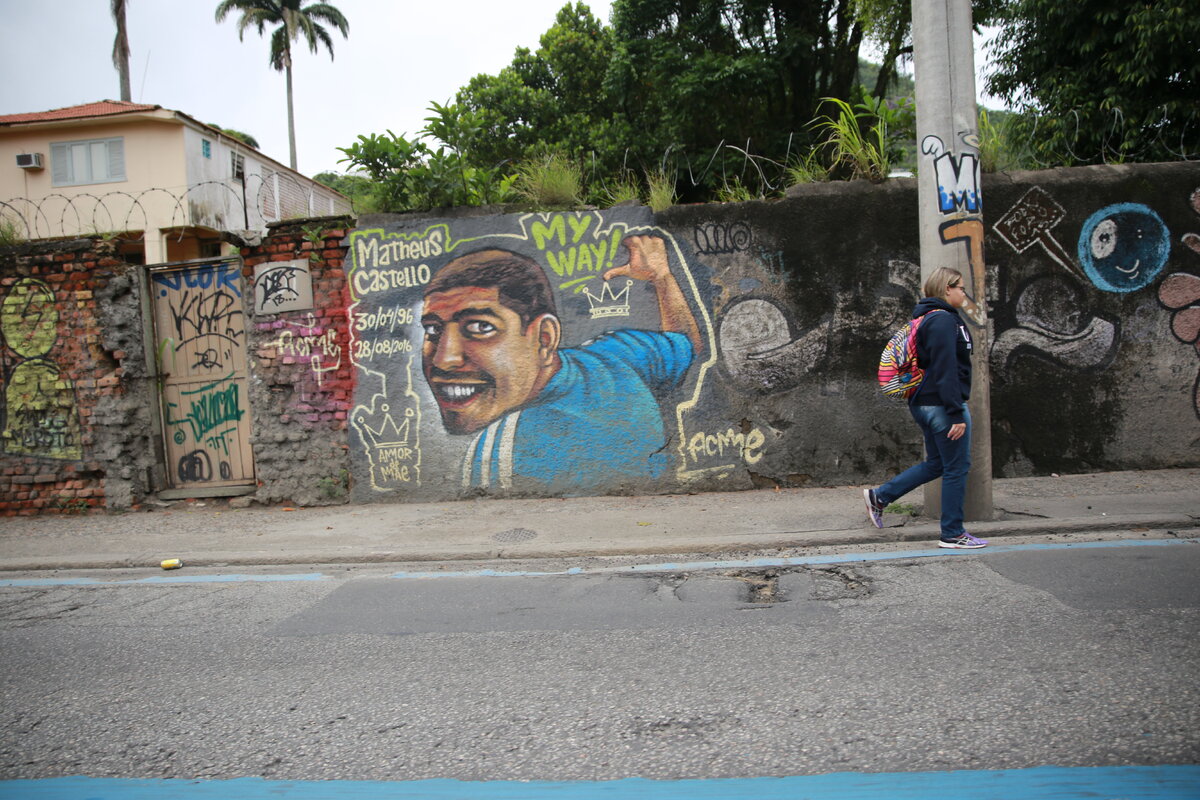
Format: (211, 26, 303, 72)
(948, 282, 963, 290)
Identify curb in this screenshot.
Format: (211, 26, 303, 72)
(1, 514, 1195, 574)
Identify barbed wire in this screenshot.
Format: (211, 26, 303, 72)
(593, 104, 1199, 199)
(0, 172, 351, 242)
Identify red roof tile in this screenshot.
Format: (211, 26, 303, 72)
(0, 100, 162, 125)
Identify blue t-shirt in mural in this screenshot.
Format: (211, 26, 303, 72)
(460, 329, 694, 492)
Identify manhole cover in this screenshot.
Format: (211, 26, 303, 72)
(492, 528, 538, 543)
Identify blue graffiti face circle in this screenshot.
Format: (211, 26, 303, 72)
(1076, 203, 1170, 293)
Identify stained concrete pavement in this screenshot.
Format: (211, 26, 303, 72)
(0, 468, 1196, 572)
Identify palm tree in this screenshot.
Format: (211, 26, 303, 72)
(214, 0, 348, 170)
(112, 0, 131, 102)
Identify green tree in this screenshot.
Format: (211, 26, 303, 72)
(986, 0, 1200, 164)
(340, 0, 1016, 205)
(313, 170, 377, 211)
(457, 0, 899, 200)
(456, 2, 624, 178)
(336, 103, 518, 212)
(214, 0, 349, 171)
(604, 0, 870, 188)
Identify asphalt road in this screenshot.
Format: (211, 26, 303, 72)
(1, 537, 1197, 784)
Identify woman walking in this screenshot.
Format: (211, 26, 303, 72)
(863, 267, 987, 549)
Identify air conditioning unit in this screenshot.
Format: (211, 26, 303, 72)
(16, 153, 44, 169)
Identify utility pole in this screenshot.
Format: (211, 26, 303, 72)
(912, 0, 993, 521)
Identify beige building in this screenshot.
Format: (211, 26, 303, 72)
(0, 100, 350, 264)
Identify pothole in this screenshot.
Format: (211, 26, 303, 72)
(727, 570, 784, 604)
(810, 565, 872, 600)
(491, 527, 538, 543)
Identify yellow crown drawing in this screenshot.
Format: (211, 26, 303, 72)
(353, 404, 411, 449)
(582, 279, 633, 319)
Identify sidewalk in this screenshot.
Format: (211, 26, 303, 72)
(0, 469, 1196, 572)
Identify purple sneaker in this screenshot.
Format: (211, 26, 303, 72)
(863, 488, 884, 529)
(938, 532, 988, 549)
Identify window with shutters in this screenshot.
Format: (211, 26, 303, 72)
(49, 137, 126, 186)
(231, 152, 245, 179)
(202, 139, 212, 158)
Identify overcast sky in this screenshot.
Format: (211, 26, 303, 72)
(0, 0, 1000, 178)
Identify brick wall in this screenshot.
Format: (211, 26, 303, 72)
(0, 239, 144, 515)
(239, 217, 356, 506)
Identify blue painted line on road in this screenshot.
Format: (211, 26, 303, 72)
(0, 577, 103, 587)
(389, 537, 1199, 580)
(2, 765, 1198, 799)
(0, 573, 329, 588)
(134, 572, 329, 584)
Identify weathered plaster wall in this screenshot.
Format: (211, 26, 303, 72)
(660, 162, 1200, 485)
(982, 165, 1199, 475)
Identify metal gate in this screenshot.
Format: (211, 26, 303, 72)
(149, 258, 255, 492)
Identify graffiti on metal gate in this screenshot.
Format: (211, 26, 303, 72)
(151, 261, 254, 487)
(153, 262, 245, 373)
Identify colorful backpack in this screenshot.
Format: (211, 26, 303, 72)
(877, 310, 944, 399)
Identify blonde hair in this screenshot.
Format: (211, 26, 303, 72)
(923, 267, 964, 301)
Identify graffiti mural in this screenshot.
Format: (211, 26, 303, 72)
(994, 186, 1086, 282)
(0, 278, 82, 460)
(346, 208, 761, 497)
(996, 189, 1173, 296)
(260, 313, 343, 388)
(1184, 188, 1200, 256)
(717, 258, 919, 397)
(987, 178, 1199, 479)
(922, 134, 981, 215)
(1077, 203, 1171, 294)
(921, 134, 986, 325)
(1159, 272, 1200, 417)
(693, 222, 753, 255)
(991, 275, 1119, 376)
(718, 299, 826, 393)
(993, 188, 1185, 373)
(253, 259, 314, 314)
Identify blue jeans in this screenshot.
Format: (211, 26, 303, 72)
(876, 404, 971, 539)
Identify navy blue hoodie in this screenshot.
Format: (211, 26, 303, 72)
(909, 297, 972, 423)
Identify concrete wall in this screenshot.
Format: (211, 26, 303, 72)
(979, 166, 1199, 476)
(1, 162, 1197, 514)
(336, 162, 1198, 503)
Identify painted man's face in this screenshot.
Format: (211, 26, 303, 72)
(421, 285, 546, 435)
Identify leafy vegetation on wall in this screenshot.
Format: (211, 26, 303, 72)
(331, 0, 1193, 212)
